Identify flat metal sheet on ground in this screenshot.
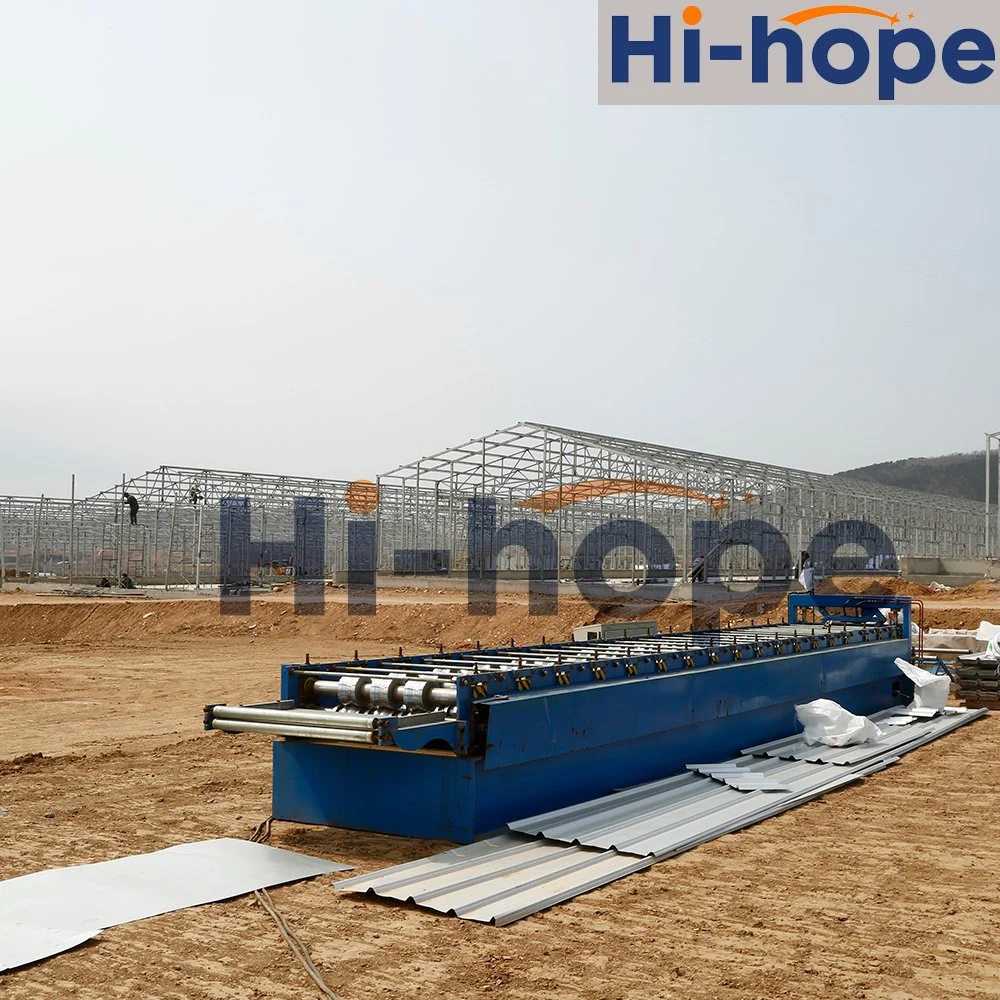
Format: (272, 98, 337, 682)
(335, 833, 651, 926)
(0, 838, 350, 972)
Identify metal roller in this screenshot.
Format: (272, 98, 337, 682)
(337, 676, 370, 707)
(369, 677, 403, 709)
(312, 678, 458, 710)
(212, 705, 379, 731)
(211, 719, 377, 743)
(403, 680, 437, 710)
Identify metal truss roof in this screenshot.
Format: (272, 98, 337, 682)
(379, 420, 988, 515)
(87, 465, 357, 507)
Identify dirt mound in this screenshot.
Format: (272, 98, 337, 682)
(816, 575, 934, 597)
(0, 590, 788, 651)
(0, 594, 667, 650)
(941, 579, 1000, 600)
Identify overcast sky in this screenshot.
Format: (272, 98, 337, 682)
(2, 2, 998, 499)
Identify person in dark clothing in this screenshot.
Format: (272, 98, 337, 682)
(691, 554, 705, 582)
(188, 485, 202, 505)
(123, 491, 139, 525)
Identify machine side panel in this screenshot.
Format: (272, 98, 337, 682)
(481, 639, 911, 770)
(465, 654, 911, 837)
(272, 741, 478, 842)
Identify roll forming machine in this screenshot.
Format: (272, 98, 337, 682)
(205, 595, 916, 842)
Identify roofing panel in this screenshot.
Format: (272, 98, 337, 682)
(334, 834, 651, 926)
(512, 711, 987, 859)
(510, 763, 873, 858)
(339, 709, 987, 926)
(744, 709, 988, 763)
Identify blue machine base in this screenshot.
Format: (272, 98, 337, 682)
(272, 640, 912, 843)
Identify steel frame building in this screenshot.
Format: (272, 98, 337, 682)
(0, 421, 992, 587)
(376, 422, 990, 581)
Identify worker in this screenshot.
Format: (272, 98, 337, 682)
(798, 553, 815, 594)
(691, 554, 705, 582)
(188, 485, 202, 505)
(123, 491, 139, 525)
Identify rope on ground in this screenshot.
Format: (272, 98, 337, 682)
(248, 816, 343, 1000)
(254, 888, 343, 1000)
(249, 815, 273, 844)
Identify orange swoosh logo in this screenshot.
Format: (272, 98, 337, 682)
(518, 479, 731, 514)
(782, 5, 901, 26)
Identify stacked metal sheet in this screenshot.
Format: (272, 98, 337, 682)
(740, 706, 985, 764)
(956, 657, 1000, 706)
(336, 708, 988, 925)
(509, 754, 895, 857)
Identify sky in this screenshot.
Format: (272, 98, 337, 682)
(1, 1, 999, 499)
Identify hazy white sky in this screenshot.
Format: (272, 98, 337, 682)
(2, 2, 998, 498)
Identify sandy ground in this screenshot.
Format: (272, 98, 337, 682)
(1, 581, 999, 1000)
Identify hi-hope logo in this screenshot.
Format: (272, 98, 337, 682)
(599, 0, 1000, 104)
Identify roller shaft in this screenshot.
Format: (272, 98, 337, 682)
(213, 705, 379, 731)
(310, 678, 457, 710)
(211, 719, 377, 743)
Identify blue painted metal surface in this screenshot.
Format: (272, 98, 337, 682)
(788, 593, 913, 632)
(259, 599, 915, 842)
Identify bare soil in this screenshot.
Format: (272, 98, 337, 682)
(1, 582, 998, 1000)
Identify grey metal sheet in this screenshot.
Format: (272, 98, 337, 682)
(509, 758, 876, 858)
(747, 709, 987, 764)
(513, 710, 986, 860)
(339, 708, 988, 926)
(334, 834, 651, 926)
(0, 839, 350, 972)
(687, 761, 794, 791)
(1, 926, 100, 974)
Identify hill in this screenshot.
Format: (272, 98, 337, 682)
(837, 451, 997, 504)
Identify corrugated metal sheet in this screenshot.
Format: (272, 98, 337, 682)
(334, 834, 651, 926)
(509, 757, 886, 857)
(511, 711, 986, 859)
(742, 707, 988, 764)
(338, 708, 988, 925)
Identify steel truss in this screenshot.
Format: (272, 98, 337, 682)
(377, 422, 991, 580)
(1, 423, 992, 587)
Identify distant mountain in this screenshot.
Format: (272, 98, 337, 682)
(836, 452, 997, 504)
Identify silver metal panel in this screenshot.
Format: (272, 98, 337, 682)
(334, 834, 651, 926)
(745, 709, 988, 764)
(1, 926, 100, 974)
(511, 711, 987, 858)
(338, 709, 988, 926)
(0, 839, 351, 971)
(511, 760, 875, 858)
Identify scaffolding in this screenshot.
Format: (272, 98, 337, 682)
(0, 421, 994, 589)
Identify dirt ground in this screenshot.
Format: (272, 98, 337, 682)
(1, 580, 999, 1000)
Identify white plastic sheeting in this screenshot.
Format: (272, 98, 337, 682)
(795, 699, 884, 747)
(0, 839, 350, 972)
(976, 621, 1000, 643)
(895, 657, 951, 711)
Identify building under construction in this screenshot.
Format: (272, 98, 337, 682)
(0, 422, 993, 588)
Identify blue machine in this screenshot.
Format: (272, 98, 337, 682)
(205, 595, 915, 843)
